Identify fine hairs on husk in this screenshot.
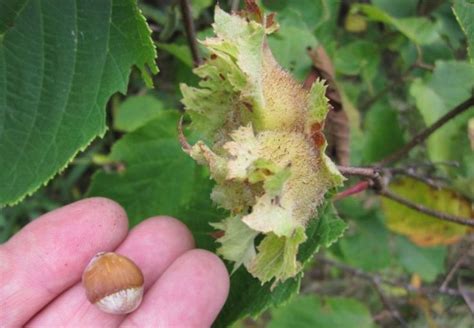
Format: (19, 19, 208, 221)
(180, 2, 344, 286)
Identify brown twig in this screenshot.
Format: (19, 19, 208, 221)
(337, 165, 379, 179)
(413, 45, 434, 71)
(337, 164, 474, 227)
(318, 257, 462, 297)
(177, 115, 192, 151)
(389, 167, 445, 189)
(179, 0, 202, 67)
(378, 188, 474, 227)
(371, 277, 408, 327)
(458, 276, 474, 315)
(439, 252, 468, 293)
(377, 95, 474, 166)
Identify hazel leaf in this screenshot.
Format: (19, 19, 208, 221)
(212, 215, 259, 273)
(249, 227, 307, 287)
(381, 177, 473, 246)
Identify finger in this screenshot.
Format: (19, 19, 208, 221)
(28, 216, 195, 327)
(120, 249, 229, 328)
(0, 197, 128, 327)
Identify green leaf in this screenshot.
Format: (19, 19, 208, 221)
(357, 4, 439, 44)
(334, 41, 380, 81)
(371, 0, 417, 17)
(263, 0, 335, 32)
(212, 215, 259, 273)
(114, 95, 165, 132)
(139, 3, 167, 25)
(303, 202, 348, 255)
(214, 201, 347, 327)
(249, 228, 306, 286)
(267, 9, 318, 81)
(156, 42, 193, 67)
(0, 0, 27, 34)
(0, 0, 158, 206)
(190, 0, 213, 19)
(453, 0, 474, 63)
(88, 112, 222, 235)
(215, 267, 300, 328)
(268, 295, 374, 328)
(409, 60, 474, 196)
(266, 1, 340, 79)
(433, 3, 465, 51)
(361, 100, 405, 164)
(395, 236, 447, 282)
(337, 199, 391, 271)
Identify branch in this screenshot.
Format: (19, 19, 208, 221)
(439, 252, 468, 293)
(413, 45, 434, 71)
(337, 165, 474, 227)
(459, 276, 474, 315)
(378, 188, 474, 227)
(337, 165, 379, 179)
(389, 167, 445, 189)
(318, 257, 462, 297)
(377, 95, 474, 166)
(371, 277, 408, 327)
(179, 0, 202, 67)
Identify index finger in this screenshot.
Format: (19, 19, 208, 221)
(0, 197, 129, 327)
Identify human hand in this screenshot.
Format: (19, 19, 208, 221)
(0, 198, 229, 327)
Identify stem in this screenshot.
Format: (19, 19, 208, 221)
(378, 189, 474, 227)
(337, 165, 379, 179)
(439, 252, 468, 293)
(177, 115, 191, 151)
(334, 181, 370, 200)
(390, 167, 444, 189)
(371, 277, 408, 327)
(179, 0, 202, 67)
(377, 96, 474, 166)
(303, 68, 320, 90)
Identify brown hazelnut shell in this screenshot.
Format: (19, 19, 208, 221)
(82, 252, 144, 304)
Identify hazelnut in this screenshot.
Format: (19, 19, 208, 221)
(82, 252, 144, 314)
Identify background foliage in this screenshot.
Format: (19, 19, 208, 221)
(1, 0, 473, 327)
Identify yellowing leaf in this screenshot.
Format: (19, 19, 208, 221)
(381, 178, 473, 246)
(344, 14, 367, 33)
